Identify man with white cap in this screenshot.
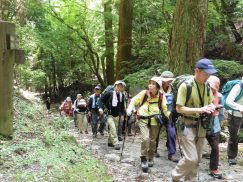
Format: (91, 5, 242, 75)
(156, 71, 178, 162)
(172, 58, 216, 182)
(99, 80, 126, 150)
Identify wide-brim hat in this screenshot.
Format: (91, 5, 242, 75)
(78, 99, 86, 105)
(161, 71, 175, 82)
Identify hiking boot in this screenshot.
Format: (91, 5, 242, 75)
(85, 131, 88, 134)
(80, 131, 83, 134)
(140, 156, 148, 172)
(168, 155, 179, 163)
(114, 144, 121, 150)
(228, 158, 237, 165)
(128, 133, 133, 136)
(155, 152, 160, 158)
(108, 143, 114, 147)
(92, 134, 97, 138)
(202, 153, 210, 159)
(148, 158, 154, 167)
(118, 136, 123, 141)
(210, 169, 222, 179)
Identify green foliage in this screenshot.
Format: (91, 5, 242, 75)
(124, 64, 167, 88)
(213, 59, 243, 83)
(0, 93, 111, 181)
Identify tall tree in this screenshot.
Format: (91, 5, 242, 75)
(168, 0, 208, 75)
(116, 0, 133, 79)
(104, 0, 115, 85)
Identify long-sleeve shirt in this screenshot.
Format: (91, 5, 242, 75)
(210, 92, 224, 133)
(99, 91, 125, 117)
(127, 90, 169, 126)
(226, 80, 243, 117)
(88, 94, 101, 111)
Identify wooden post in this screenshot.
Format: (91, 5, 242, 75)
(0, 21, 16, 136)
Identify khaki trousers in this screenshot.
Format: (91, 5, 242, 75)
(77, 113, 88, 132)
(172, 128, 205, 181)
(107, 115, 119, 145)
(139, 121, 160, 159)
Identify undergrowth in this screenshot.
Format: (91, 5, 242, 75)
(0, 93, 111, 182)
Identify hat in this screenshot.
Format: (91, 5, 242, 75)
(149, 76, 162, 88)
(161, 71, 175, 82)
(78, 99, 86, 105)
(114, 80, 126, 86)
(66, 97, 72, 102)
(195, 58, 217, 75)
(207, 75, 220, 91)
(94, 85, 102, 90)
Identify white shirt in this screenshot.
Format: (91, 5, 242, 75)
(226, 80, 243, 117)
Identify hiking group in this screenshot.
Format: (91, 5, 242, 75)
(57, 58, 243, 181)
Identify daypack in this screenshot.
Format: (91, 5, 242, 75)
(140, 90, 167, 125)
(170, 74, 210, 123)
(103, 85, 114, 94)
(221, 80, 243, 110)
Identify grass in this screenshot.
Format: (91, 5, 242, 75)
(0, 93, 112, 182)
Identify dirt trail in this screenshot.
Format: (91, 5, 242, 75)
(19, 91, 243, 181)
(68, 122, 243, 182)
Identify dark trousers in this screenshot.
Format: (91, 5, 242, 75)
(156, 120, 176, 156)
(227, 114, 243, 159)
(91, 110, 105, 135)
(206, 131, 220, 170)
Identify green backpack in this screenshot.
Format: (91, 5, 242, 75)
(221, 80, 243, 110)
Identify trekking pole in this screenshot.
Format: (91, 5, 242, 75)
(155, 123, 162, 155)
(175, 117, 183, 157)
(120, 115, 128, 161)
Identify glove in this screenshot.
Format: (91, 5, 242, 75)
(99, 108, 104, 115)
(126, 108, 132, 116)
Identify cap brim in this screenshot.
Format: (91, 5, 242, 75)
(161, 78, 175, 82)
(203, 68, 217, 75)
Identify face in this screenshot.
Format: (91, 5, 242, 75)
(148, 80, 159, 93)
(195, 68, 210, 83)
(95, 89, 101, 95)
(114, 84, 123, 93)
(162, 80, 172, 88)
(77, 95, 82, 99)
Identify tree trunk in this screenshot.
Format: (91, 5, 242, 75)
(116, 0, 133, 79)
(50, 54, 57, 98)
(104, 1, 115, 85)
(168, 0, 208, 75)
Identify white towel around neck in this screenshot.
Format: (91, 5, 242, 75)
(112, 91, 122, 107)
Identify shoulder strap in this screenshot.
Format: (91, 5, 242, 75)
(141, 90, 149, 106)
(184, 79, 193, 106)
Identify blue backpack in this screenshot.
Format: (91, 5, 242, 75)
(221, 80, 243, 110)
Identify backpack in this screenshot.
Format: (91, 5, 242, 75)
(140, 90, 167, 125)
(170, 74, 210, 123)
(103, 85, 114, 94)
(221, 80, 243, 110)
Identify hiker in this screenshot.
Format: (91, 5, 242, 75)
(226, 77, 243, 165)
(45, 97, 51, 113)
(73, 94, 82, 127)
(126, 76, 170, 172)
(204, 75, 224, 178)
(171, 58, 217, 182)
(76, 98, 88, 134)
(59, 97, 73, 117)
(88, 85, 105, 137)
(156, 70, 178, 162)
(98, 80, 126, 150)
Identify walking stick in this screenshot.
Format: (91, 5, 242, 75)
(120, 115, 128, 161)
(175, 117, 183, 157)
